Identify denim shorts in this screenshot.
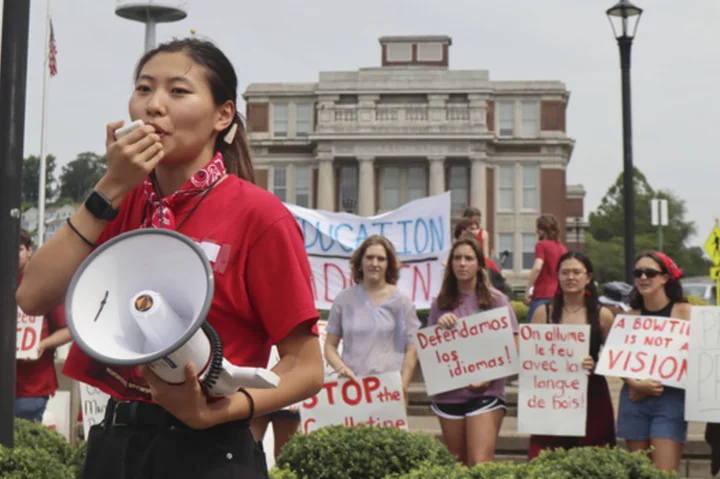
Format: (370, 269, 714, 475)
(616, 383, 688, 444)
(14, 396, 49, 422)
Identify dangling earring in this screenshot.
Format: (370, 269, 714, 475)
(555, 286, 563, 296)
(584, 289, 591, 297)
(223, 122, 238, 144)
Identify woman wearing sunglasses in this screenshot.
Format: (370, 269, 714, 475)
(616, 251, 691, 473)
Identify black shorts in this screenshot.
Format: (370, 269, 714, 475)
(83, 400, 268, 479)
(431, 396, 506, 420)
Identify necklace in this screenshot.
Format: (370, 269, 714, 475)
(563, 305, 585, 315)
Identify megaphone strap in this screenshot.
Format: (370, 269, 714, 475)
(199, 322, 225, 393)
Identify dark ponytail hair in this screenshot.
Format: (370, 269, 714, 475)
(629, 251, 687, 310)
(133, 38, 255, 183)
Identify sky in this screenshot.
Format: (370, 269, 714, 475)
(1, 0, 718, 249)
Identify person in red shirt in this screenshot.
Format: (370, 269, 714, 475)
(15, 229, 72, 422)
(524, 214, 568, 323)
(461, 207, 501, 274)
(17, 38, 323, 479)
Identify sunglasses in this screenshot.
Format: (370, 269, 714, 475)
(633, 268, 663, 279)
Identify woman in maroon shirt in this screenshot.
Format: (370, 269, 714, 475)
(525, 214, 567, 323)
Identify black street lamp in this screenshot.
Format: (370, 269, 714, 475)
(607, 0, 643, 284)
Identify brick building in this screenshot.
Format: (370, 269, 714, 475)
(243, 35, 586, 287)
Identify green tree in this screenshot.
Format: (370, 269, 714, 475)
(21, 154, 57, 204)
(586, 167, 711, 283)
(58, 152, 107, 202)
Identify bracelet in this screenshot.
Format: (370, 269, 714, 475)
(66, 218, 97, 248)
(237, 388, 254, 421)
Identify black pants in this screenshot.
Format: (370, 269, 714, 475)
(707, 423, 720, 477)
(82, 401, 269, 479)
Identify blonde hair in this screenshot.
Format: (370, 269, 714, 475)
(350, 235, 401, 285)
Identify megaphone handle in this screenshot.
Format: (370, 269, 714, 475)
(198, 322, 224, 393)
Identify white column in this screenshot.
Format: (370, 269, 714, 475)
(470, 153, 488, 227)
(316, 156, 335, 211)
(358, 156, 375, 216)
(428, 156, 446, 196)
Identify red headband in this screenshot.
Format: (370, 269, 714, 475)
(655, 252, 683, 280)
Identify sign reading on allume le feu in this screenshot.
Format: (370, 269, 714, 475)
(414, 306, 519, 396)
(518, 324, 590, 436)
(285, 192, 451, 310)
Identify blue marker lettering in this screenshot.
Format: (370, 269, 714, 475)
(414, 218, 429, 254)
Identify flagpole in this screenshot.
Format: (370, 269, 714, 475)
(37, 0, 52, 247)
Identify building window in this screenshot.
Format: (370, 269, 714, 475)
(498, 101, 514, 136)
(273, 166, 287, 201)
(522, 165, 538, 210)
(273, 104, 288, 137)
(499, 165, 514, 210)
(448, 165, 469, 216)
(296, 104, 312, 137)
(379, 165, 428, 212)
(498, 234, 514, 270)
(521, 101, 538, 137)
(407, 166, 427, 203)
(295, 166, 310, 207)
(522, 233, 537, 270)
(338, 165, 359, 213)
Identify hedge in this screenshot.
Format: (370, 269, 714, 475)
(276, 425, 455, 479)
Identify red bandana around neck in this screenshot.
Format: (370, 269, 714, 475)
(142, 151, 226, 229)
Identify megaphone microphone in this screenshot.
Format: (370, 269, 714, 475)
(66, 229, 279, 397)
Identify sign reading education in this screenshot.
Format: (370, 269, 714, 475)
(16, 307, 43, 360)
(685, 307, 720, 422)
(415, 306, 519, 396)
(595, 314, 690, 389)
(518, 324, 590, 437)
(300, 371, 408, 433)
(285, 192, 451, 310)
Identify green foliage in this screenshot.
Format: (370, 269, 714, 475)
(389, 447, 676, 479)
(22, 154, 58, 203)
(277, 425, 455, 479)
(0, 446, 75, 479)
(269, 465, 300, 479)
(14, 418, 74, 466)
(58, 152, 107, 202)
(586, 167, 711, 283)
(68, 441, 88, 478)
(511, 301, 529, 323)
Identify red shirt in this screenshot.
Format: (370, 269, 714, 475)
(533, 239, 568, 299)
(62, 175, 319, 402)
(475, 230, 500, 273)
(16, 277, 67, 398)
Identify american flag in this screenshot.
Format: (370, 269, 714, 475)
(48, 19, 57, 77)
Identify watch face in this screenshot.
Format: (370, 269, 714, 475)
(86, 191, 117, 220)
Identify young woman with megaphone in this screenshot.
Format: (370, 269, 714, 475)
(17, 38, 324, 479)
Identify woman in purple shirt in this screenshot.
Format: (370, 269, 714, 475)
(428, 234, 519, 466)
(325, 235, 420, 402)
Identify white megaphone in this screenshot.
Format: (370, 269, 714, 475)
(65, 229, 279, 397)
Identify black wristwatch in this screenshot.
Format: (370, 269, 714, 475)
(84, 190, 119, 221)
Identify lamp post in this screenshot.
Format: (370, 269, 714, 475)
(607, 0, 643, 284)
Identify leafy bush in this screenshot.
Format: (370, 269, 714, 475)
(390, 447, 677, 479)
(68, 441, 88, 478)
(511, 301, 529, 323)
(277, 425, 455, 479)
(269, 465, 299, 479)
(0, 446, 75, 479)
(14, 418, 74, 466)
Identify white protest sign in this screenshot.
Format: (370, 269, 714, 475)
(415, 306, 519, 396)
(16, 307, 43, 360)
(285, 192, 451, 310)
(300, 371, 408, 433)
(518, 324, 590, 436)
(685, 307, 720, 422)
(595, 314, 689, 389)
(79, 383, 111, 439)
(43, 391, 71, 441)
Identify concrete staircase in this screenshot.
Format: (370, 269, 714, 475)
(407, 369, 713, 478)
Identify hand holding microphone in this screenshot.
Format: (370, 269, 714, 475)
(95, 119, 164, 207)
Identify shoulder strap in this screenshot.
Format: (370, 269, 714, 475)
(545, 302, 552, 324)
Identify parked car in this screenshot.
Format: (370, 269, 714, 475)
(682, 277, 717, 305)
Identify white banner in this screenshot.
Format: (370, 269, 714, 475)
(285, 192, 451, 310)
(300, 371, 408, 433)
(518, 324, 589, 437)
(79, 383, 111, 439)
(16, 307, 43, 360)
(415, 306, 519, 396)
(595, 314, 690, 389)
(685, 307, 720, 421)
